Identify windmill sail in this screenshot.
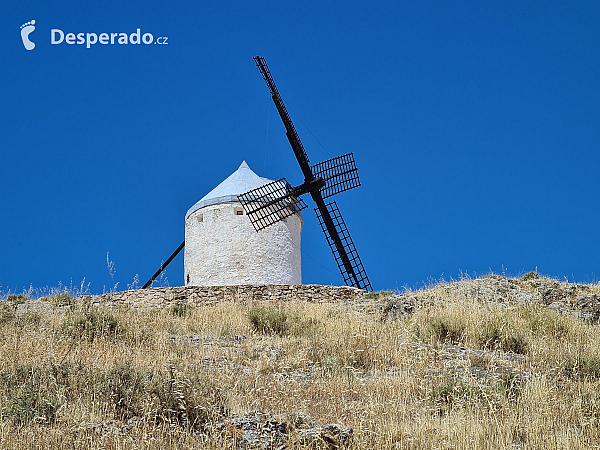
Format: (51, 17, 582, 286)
(238, 178, 307, 231)
(311, 153, 361, 199)
(314, 201, 372, 291)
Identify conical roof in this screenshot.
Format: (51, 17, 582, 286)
(185, 161, 273, 219)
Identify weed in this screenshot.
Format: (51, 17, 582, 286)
(419, 315, 466, 344)
(525, 307, 572, 338)
(522, 271, 539, 281)
(476, 319, 528, 354)
(62, 303, 124, 341)
(6, 294, 29, 305)
(248, 306, 300, 336)
(100, 361, 151, 420)
(0, 302, 16, 325)
(170, 302, 191, 317)
(495, 372, 525, 401)
(319, 356, 342, 374)
(50, 292, 73, 307)
(430, 379, 478, 409)
(13, 312, 42, 329)
(580, 390, 600, 424)
(564, 353, 600, 380)
(148, 367, 228, 429)
(364, 290, 394, 300)
(0, 365, 62, 425)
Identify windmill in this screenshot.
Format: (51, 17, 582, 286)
(142, 56, 372, 292)
(237, 56, 372, 291)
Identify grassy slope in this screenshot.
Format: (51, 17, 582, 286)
(1, 275, 600, 448)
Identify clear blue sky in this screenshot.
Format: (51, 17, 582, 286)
(2, 1, 599, 294)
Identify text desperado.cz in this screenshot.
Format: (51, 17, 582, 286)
(51, 29, 168, 48)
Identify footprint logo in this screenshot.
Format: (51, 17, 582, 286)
(20, 20, 36, 50)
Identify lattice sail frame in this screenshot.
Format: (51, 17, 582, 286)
(311, 153, 361, 199)
(315, 201, 372, 291)
(237, 178, 307, 231)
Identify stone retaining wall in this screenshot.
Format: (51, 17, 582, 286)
(83, 285, 365, 309)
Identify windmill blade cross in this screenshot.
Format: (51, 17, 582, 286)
(246, 56, 373, 291)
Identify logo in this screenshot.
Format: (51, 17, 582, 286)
(19, 20, 168, 50)
(20, 20, 36, 50)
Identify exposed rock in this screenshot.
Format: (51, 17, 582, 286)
(15, 301, 57, 315)
(210, 411, 353, 449)
(251, 345, 286, 361)
(383, 275, 600, 322)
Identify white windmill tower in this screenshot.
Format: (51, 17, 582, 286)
(183, 161, 303, 286)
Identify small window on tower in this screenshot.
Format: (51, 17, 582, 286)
(186, 274, 190, 284)
(197, 214, 203, 223)
(234, 207, 244, 216)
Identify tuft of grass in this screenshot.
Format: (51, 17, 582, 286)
(418, 315, 466, 345)
(100, 361, 151, 420)
(430, 379, 478, 409)
(61, 303, 124, 341)
(525, 306, 572, 338)
(170, 302, 191, 317)
(247, 306, 316, 336)
(13, 312, 42, 330)
(364, 290, 393, 300)
(148, 367, 228, 430)
(564, 353, 600, 380)
(521, 271, 539, 281)
(0, 302, 16, 325)
(0, 365, 63, 425)
(477, 319, 529, 355)
(495, 372, 526, 401)
(6, 294, 29, 305)
(430, 373, 525, 414)
(50, 292, 74, 307)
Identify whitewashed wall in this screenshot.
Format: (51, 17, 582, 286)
(184, 202, 302, 286)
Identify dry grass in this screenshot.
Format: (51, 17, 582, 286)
(1, 277, 600, 448)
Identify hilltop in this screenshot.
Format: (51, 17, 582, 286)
(1, 274, 600, 448)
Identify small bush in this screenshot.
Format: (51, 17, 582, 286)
(0, 302, 16, 325)
(13, 312, 42, 330)
(100, 361, 151, 420)
(170, 303, 191, 317)
(148, 367, 228, 429)
(564, 354, 600, 380)
(0, 365, 62, 425)
(521, 271, 539, 281)
(6, 294, 29, 305)
(364, 290, 393, 300)
(495, 372, 525, 401)
(62, 304, 124, 341)
(51, 292, 73, 307)
(477, 319, 528, 355)
(525, 307, 572, 338)
(419, 315, 466, 344)
(247, 306, 309, 336)
(430, 379, 478, 408)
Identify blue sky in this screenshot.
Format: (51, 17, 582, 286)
(2, 1, 599, 294)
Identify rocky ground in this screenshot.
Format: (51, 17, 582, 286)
(3, 273, 600, 448)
